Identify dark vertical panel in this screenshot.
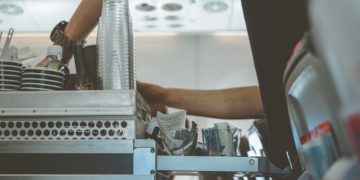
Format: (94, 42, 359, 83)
(241, 0, 308, 177)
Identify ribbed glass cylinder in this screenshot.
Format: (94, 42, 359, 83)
(97, 0, 135, 90)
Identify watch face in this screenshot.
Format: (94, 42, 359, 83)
(50, 20, 84, 48)
(50, 21, 68, 42)
(51, 30, 72, 48)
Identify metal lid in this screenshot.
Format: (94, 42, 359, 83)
(47, 45, 62, 56)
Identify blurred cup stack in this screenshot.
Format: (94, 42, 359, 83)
(20, 68, 65, 91)
(0, 28, 22, 91)
(0, 60, 22, 91)
(97, 0, 136, 90)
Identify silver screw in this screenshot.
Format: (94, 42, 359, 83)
(249, 159, 256, 165)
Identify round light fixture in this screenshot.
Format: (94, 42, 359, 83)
(164, 15, 181, 21)
(203, 1, 228, 13)
(0, 3, 24, 15)
(142, 16, 158, 21)
(135, 3, 156, 12)
(168, 24, 183, 28)
(145, 24, 157, 29)
(162, 3, 183, 12)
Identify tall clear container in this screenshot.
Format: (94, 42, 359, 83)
(97, 0, 135, 90)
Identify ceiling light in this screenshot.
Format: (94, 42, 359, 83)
(162, 3, 183, 12)
(136, 32, 179, 36)
(142, 16, 157, 21)
(203, 1, 228, 13)
(212, 31, 248, 36)
(145, 25, 157, 29)
(135, 3, 156, 12)
(168, 24, 183, 28)
(164, 15, 181, 21)
(0, 3, 24, 15)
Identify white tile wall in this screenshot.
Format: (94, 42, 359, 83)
(136, 35, 198, 88)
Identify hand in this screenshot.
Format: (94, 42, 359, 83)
(35, 57, 48, 67)
(61, 46, 73, 64)
(137, 81, 169, 116)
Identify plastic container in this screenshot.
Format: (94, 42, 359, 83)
(97, 0, 135, 90)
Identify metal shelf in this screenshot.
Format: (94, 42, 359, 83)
(157, 156, 289, 176)
(0, 90, 147, 116)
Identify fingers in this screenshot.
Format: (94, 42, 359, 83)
(150, 103, 166, 117)
(35, 57, 48, 67)
(137, 81, 154, 88)
(136, 81, 167, 116)
(136, 81, 145, 90)
(137, 81, 149, 95)
(137, 81, 159, 95)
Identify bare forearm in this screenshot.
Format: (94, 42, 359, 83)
(64, 0, 102, 40)
(165, 87, 265, 119)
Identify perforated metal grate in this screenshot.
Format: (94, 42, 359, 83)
(0, 120, 133, 140)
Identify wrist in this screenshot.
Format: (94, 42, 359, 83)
(163, 88, 177, 107)
(50, 21, 85, 51)
(63, 25, 77, 41)
(61, 46, 73, 64)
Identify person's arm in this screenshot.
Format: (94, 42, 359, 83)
(167, 86, 264, 119)
(37, 0, 102, 66)
(64, 0, 102, 41)
(138, 82, 265, 119)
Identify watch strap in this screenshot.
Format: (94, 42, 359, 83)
(50, 21, 85, 48)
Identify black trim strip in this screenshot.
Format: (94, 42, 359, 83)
(0, 153, 133, 174)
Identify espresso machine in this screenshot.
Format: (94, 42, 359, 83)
(0, 0, 292, 179)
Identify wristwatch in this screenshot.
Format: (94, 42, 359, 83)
(50, 21, 84, 48)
